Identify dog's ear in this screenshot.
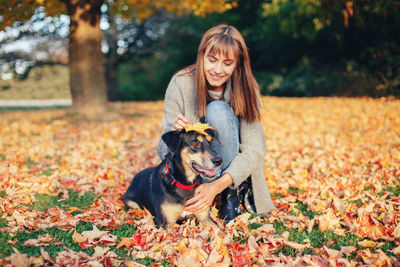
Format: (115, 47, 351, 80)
(162, 130, 183, 153)
(205, 128, 221, 146)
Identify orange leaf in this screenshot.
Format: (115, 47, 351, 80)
(116, 237, 135, 249)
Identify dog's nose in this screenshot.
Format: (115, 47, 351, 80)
(211, 156, 222, 167)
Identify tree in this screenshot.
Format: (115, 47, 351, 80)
(0, 0, 236, 118)
(103, 7, 171, 101)
(0, 8, 69, 80)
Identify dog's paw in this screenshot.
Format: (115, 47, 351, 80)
(124, 200, 140, 209)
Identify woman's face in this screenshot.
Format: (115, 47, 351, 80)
(203, 46, 237, 91)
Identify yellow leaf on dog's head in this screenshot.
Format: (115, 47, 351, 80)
(184, 122, 214, 140)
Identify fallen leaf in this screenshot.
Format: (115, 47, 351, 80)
(358, 239, 378, 248)
(340, 246, 357, 256)
(72, 230, 85, 243)
(285, 241, 310, 250)
(116, 237, 136, 249)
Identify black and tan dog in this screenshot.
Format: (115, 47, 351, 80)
(123, 123, 222, 229)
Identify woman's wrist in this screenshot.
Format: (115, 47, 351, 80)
(213, 173, 233, 194)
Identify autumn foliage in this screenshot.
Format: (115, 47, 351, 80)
(0, 97, 399, 265)
(0, 0, 237, 29)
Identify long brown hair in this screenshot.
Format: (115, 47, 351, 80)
(193, 24, 261, 122)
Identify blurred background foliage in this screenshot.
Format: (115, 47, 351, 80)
(1, 0, 399, 100)
(116, 0, 400, 99)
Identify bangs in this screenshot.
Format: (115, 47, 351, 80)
(206, 35, 239, 60)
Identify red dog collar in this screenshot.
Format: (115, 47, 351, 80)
(164, 163, 198, 190)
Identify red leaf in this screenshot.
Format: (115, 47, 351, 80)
(134, 234, 146, 248)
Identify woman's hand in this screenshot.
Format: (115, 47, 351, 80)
(172, 114, 190, 130)
(185, 173, 234, 213)
(184, 183, 219, 213)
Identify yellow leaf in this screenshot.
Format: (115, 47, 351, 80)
(358, 240, 378, 248)
(212, 235, 229, 258)
(72, 230, 85, 243)
(68, 207, 82, 213)
(176, 239, 187, 252)
(393, 223, 400, 239)
(184, 122, 214, 139)
(314, 202, 328, 212)
(211, 205, 219, 218)
(179, 247, 208, 262)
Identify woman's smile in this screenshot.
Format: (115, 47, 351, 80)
(203, 47, 236, 90)
(209, 73, 226, 82)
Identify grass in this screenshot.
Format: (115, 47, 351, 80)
(10, 222, 95, 258)
(288, 187, 305, 194)
(1, 182, 397, 265)
(40, 169, 53, 177)
(295, 203, 322, 218)
(31, 190, 100, 212)
(266, 222, 362, 257)
(21, 157, 36, 169)
(0, 219, 168, 266)
(384, 186, 400, 196)
(234, 216, 367, 258)
(376, 186, 400, 198)
(1, 184, 397, 265)
(0, 189, 169, 265)
(0, 191, 102, 258)
(0, 65, 71, 100)
(0, 218, 7, 228)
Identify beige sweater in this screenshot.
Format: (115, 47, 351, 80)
(157, 70, 276, 214)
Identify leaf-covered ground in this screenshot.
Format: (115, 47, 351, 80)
(0, 97, 399, 266)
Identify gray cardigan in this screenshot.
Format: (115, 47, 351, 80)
(157, 70, 276, 214)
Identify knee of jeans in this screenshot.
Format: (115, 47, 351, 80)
(207, 100, 230, 113)
(206, 101, 233, 121)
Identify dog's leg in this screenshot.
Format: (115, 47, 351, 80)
(153, 204, 170, 228)
(158, 202, 184, 228)
(124, 199, 140, 209)
(195, 208, 220, 230)
(155, 215, 167, 228)
(123, 189, 141, 209)
(155, 208, 179, 228)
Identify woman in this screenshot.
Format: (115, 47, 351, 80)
(157, 24, 275, 221)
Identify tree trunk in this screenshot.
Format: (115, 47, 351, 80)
(104, 12, 119, 102)
(105, 51, 119, 101)
(104, 29, 119, 101)
(66, 0, 108, 118)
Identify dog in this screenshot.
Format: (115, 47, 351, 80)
(123, 123, 222, 229)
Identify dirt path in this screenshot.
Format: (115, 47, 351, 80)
(0, 99, 72, 108)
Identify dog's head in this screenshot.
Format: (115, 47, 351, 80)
(162, 126, 222, 180)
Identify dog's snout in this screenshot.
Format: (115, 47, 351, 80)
(211, 156, 222, 167)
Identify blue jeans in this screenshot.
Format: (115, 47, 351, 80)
(205, 100, 239, 181)
(205, 101, 244, 220)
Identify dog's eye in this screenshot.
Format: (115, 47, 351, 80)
(192, 141, 199, 147)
